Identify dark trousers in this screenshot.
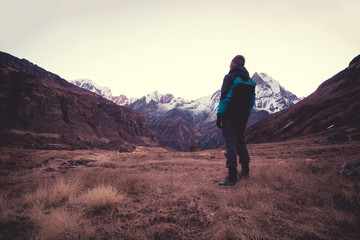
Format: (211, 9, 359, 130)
(222, 119, 250, 172)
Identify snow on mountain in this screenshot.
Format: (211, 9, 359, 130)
(252, 72, 300, 113)
(126, 90, 220, 124)
(144, 91, 178, 105)
(256, 72, 280, 95)
(126, 72, 301, 126)
(70, 79, 137, 106)
(137, 72, 300, 124)
(178, 91, 220, 123)
(160, 96, 191, 112)
(112, 95, 138, 106)
(71, 73, 300, 123)
(71, 79, 113, 100)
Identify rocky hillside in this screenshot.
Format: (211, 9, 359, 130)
(0, 52, 157, 150)
(246, 54, 360, 143)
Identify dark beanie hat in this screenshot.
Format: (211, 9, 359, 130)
(231, 55, 245, 66)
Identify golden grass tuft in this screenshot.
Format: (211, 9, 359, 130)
(0, 195, 15, 223)
(75, 184, 122, 208)
(147, 223, 184, 240)
(209, 223, 243, 240)
(23, 178, 78, 207)
(28, 205, 95, 240)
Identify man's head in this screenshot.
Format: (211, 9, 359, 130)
(230, 55, 245, 70)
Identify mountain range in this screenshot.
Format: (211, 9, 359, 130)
(71, 72, 301, 151)
(2, 50, 358, 151)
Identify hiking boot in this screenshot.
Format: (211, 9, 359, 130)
(218, 175, 237, 186)
(219, 167, 238, 186)
(238, 170, 249, 179)
(240, 161, 250, 179)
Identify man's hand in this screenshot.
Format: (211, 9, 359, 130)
(216, 115, 222, 129)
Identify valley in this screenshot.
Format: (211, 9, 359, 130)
(1, 136, 360, 239)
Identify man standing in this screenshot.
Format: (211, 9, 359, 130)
(216, 55, 256, 186)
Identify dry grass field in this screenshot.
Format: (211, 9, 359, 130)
(1, 136, 360, 240)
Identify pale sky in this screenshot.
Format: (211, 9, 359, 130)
(1, 0, 359, 100)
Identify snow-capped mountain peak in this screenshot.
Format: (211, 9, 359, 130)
(112, 94, 138, 106)
(258, 72, 280, 94)
(71, 79, 113, 100)
(145, 91, 160, 104)
(252, 72, 300, 113)
(70, 79, 137, 106)
(144, 91, 175, 104)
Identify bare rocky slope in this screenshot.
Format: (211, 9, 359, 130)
(0, 52, 157, 150)
(246, 54, 360, 143)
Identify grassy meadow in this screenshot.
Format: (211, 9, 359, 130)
(1, 136, 360, 239)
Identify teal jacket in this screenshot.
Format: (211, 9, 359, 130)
(217, 65, 256, 126)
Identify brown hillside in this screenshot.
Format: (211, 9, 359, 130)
(246, 55, 360, 143)
(0, 52, 156, 149)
